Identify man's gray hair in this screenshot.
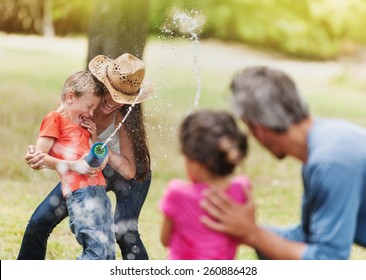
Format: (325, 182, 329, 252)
(230, 66, 309, 133)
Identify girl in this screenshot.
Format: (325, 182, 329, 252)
(159, 110, 251, 260)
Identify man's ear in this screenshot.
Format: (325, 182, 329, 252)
(65, 90, 75, 104)
(247, 122, 269, 141)
(253, 124, 266, 137)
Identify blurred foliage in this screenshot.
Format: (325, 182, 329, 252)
(52, 0, 96, 35)
(87, 0, 150, 61)
(0, 0, 43, 33)
(0, 0, 95, 35)
(1, 0, 366, 59)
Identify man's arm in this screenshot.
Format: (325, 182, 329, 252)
(299, 163, 359, 259)
(200, 188, 306, 259)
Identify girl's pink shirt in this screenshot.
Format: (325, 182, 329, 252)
(159, 176, 251, 260)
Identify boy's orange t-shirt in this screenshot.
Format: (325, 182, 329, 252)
(38, 111, 106, 196)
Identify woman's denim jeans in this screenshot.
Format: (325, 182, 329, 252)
(66, 186, 115, 260)
(17, 165, 151, 260)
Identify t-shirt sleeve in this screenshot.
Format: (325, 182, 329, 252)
(230, 175, 252, 204)
(301, 163, 361, 259)
(159, 179, 185, 219)
(38, 111, 60, 140)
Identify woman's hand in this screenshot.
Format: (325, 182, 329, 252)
(81, 118, 98, 142)
(25, 145, 45, 170)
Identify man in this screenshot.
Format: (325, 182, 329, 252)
(200, 66, 366, 259)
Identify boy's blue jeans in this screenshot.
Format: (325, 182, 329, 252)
(17, 165, 151, 260)
(66, 186, 115, 260)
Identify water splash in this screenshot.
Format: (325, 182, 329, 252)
(172, 10, 202, 109)
(139, 10, 205, 164)
(102, 10, 203, 153)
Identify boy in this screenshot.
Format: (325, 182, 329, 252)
(34, 71, 115, 259)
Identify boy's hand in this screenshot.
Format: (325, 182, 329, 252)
(98, 155, 109, 171)
(69, 154, 99, 176)
(25, 145, 45, 170)
(81, 119, 98, 142)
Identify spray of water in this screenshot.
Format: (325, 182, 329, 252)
(137, 9, 205, 166)
(172, 10, 202, 108)
(102, 10, 203, 149)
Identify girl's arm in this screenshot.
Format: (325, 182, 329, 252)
(160, 215, 173, 247)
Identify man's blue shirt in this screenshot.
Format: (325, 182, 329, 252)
(272, 118, 366, 259)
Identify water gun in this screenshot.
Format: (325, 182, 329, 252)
(85, 142, 108, 167)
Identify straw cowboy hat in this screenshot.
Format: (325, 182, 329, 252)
(88, 53, 155, 104)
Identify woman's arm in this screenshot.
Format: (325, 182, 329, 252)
(25, 145, 46, 170)
(106, 117, 137, 180)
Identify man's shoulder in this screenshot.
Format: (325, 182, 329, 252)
(308, 118, 366, 166)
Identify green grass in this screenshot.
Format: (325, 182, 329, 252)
(1, 33, 366, 260)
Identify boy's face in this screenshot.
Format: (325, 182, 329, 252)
(66, 90, 101, 125)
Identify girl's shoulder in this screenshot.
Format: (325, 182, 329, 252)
(167, 179, 191, 190)
(161, 179, 193, 206)
(227, 175, 252, 203)
(230, 175, 251, 189)
(164, 179, 197, 197)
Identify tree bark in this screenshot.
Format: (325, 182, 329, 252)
(42, 0, 54, 37)
(87, 0, 150, 65)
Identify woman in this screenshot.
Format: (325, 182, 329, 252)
(18, 53, 155, 260)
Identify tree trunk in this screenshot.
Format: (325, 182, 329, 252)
(87, 0, 150, 65)
(42, 0, 54, 37)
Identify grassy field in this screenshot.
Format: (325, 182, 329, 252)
(1, 33, 366, 260)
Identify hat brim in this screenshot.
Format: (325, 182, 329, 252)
(88, 55, 155, 105)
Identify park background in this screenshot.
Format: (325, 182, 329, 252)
(1, 0, 366, 259)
